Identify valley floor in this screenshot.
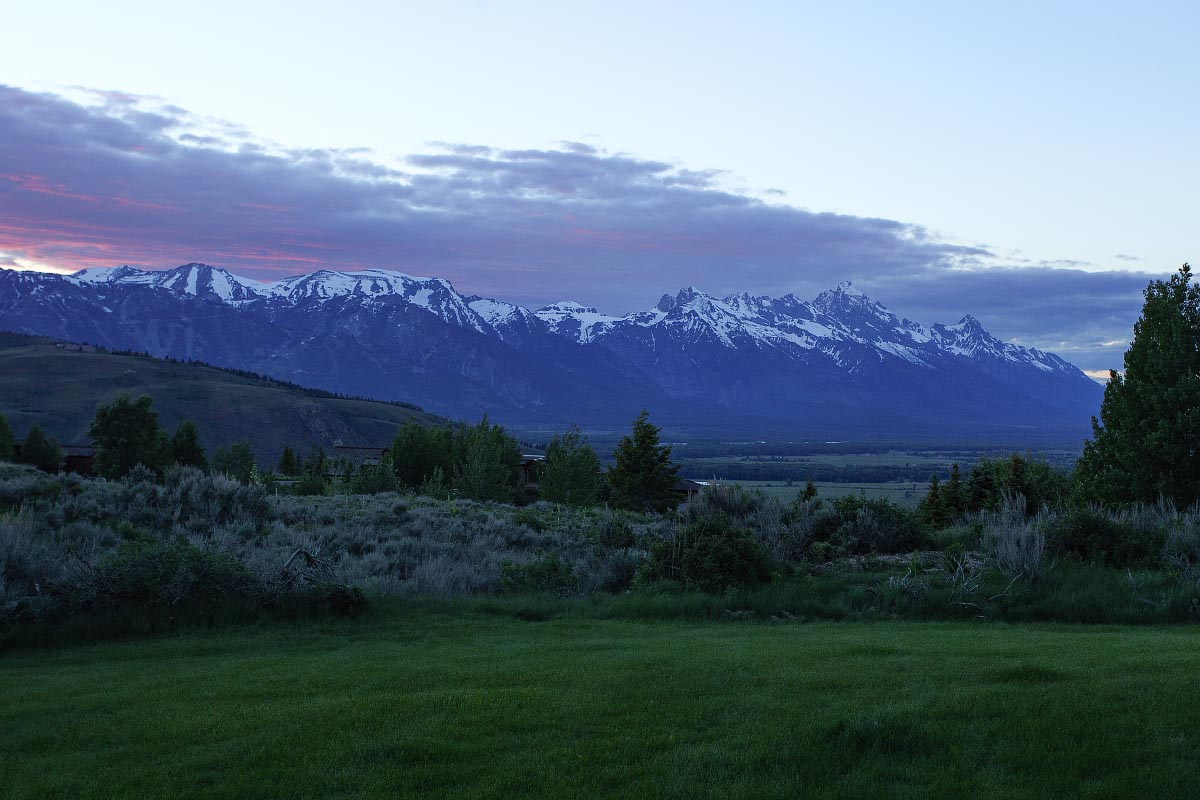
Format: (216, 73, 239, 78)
(3, 607, 1199, 799)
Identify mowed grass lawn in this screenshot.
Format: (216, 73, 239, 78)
(3, 609, 1199, 799)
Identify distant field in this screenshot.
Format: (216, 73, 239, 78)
(3, 609, 1199, 798)
(725, 479, 926, 507)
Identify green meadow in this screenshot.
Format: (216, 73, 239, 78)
(4, 606, 1199, 799)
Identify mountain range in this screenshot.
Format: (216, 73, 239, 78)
(0, 263, 1103, 439)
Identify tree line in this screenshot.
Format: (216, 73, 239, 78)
(0, 401, 683, 513)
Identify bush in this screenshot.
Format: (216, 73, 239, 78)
(805, 496, 925, 556)
(500, 555, 577, 595)
(641, 513, 772, 594)
(594, 512, 637, 549)
(1047, 506, 1163, 568)
(89, 540, 258, 611)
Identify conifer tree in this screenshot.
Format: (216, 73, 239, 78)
(607, 410, 680, 513)
(1075, 264, 1200, 507)
(540, 425, 601, 507)
(0, 413, 13, 462)
(20, 424, 61, 472)
(168, 420, 207, 469)
(918, 472, 947, 528)
(944, 463, 964, 515)
(278, 446, 298, 476)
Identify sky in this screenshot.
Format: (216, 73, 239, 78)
(0, 1, 1195, 376)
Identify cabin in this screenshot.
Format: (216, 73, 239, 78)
(332, 444, 389, 468)
(520, 454, 546, 490)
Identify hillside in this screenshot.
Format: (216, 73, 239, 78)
(0, 333, 442, 461)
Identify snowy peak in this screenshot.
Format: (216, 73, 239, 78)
(155, 263, 264, 301)
(534, 301, 618, 344)
(265, 269, 427, 302)
(812, 281, 877, 315)
(70, 265, 149, 285)
(70, 263, 263, 301)
(264, 269, 485, 331)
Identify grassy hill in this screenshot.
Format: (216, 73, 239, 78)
(0, 332, 443, 462)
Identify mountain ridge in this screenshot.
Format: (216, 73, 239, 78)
(0, 263, 1103, 438)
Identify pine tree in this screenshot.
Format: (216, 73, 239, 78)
(607, 410, 680, 513)
(168, 420, 207, 469)
(540, 425, 601, 507)
(88, 394, 167, 479)
(0, 413, 13, 462)
(944, 463, 964, 515)
(918, 472, 946, 528)
(800, 480, 818, 502)
(1075, 264, 1200, 507)
(20, 424, 61, 472)
(278, 446, 298, 476)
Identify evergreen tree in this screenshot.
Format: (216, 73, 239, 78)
(168, 420, 207, 469)
(540, 425, 601, 507)
(0, 413, 13, 462)
(918, 473, 947, 529)
(19, 424, 61, 472)
(607, 410, 680, 513)
(944, 463, 965, 515)
(88, 394, 168, 479)
(1076, 264, 1200, 507)
(213, 441, 257, 484)
(278, 446, 298, 476)
(800, 481, 818, 502)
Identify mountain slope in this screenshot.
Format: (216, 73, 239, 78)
(0, 264, 1103, 438)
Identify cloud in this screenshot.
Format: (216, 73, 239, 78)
(0, 84, 1164, 371)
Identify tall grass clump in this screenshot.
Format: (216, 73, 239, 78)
(979, 493, 1049, 581)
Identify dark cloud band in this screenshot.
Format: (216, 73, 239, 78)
(0, 84, 1162, 371)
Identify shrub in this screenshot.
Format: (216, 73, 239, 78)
(805, 495, 925, 556)
(293, 470, 329, 496)
(679, 483, 762, 522)
(1047, 506, 1162, 568)
(641, 513, 772, 594)
(89, 540, 258, 611)
(512, 509, 548, 533)
(594, 512, 636, 549)
(500, 555, 577, 595)
(982, 494, 1049, 581)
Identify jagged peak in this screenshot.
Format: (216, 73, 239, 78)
(675, 286, 706, 306)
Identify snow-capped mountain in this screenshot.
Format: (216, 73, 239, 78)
(0, 263, 1102, 437)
